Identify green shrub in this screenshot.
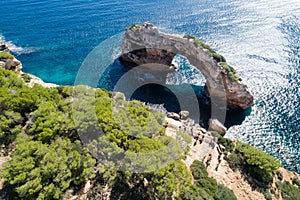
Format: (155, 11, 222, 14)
(210, 52, 226, 63)
(190, 160, 208, 180)
(219, 62, 236, 73)
(277, 181, 300, 200)
(211, 132, 234, 153)
(28, 101, 77, 142)
(0, 51, 14, 59)
(179, 185, 213, 200)
(0, 67, 185, 199)
(0, 111, 23, 146)
(227, 152, 246, 170)
(176, 131, 192, 148)
(149, 160, 192, 199)
(195, 177, 217, 197)
(276, 171, 283, 181)
(227, 143, 276, 185)
(292, 177, 300, 187)
(183, 35, 226, 62)
(261, 189, 272, 200)
(214, 184, 237, 200)
(236, 142, 281, 175)
(227, 142, 280, 185)
(248, 166, 274, 185)
(190, 160, 218, 197)
(2, 138, 96, 200)
(219, 62, 242, 82)
(21, 73, 32, 83)
(128, 24, 142, 30)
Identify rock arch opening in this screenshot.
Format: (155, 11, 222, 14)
(120, 22, 254, 110)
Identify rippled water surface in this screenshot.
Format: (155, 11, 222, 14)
(0, 0, 299, 172)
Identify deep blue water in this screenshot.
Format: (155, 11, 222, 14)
(0, 0, 299, 173)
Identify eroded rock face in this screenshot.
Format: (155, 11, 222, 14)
(167, 112, 180, 121)
(120, 48, 176, 69)
(1, 58, 23, 71)
(120, 22, 254, 109)
(0, 43, 9, 51)
(0, 43, 22, 72)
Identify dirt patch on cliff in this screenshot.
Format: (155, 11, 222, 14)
(0, 156, 10, 190)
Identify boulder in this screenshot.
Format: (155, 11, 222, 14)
(169, 64, 177, 70)
(179, 110, 189, 120)
(167, 112, 180, 121)
(0, 61, 5, 68)
(112, 92, 126, 102)
(200, 127, 207, 134)
(2, 58, 22, 71)
(208, 118, 227, 136)
(0, 43, 8, 51)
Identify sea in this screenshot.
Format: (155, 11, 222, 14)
(0, 0, 299, 173)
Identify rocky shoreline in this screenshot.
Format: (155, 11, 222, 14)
(0, 43, 22, 72)
(0, 42, 57, 88)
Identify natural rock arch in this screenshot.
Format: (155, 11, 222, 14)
(120, 22, 253, 109)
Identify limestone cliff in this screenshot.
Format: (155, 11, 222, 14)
(120, 22, 254, 109)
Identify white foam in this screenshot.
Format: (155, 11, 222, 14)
(166, 54, 206, 86)
(0, 34, 40, 55)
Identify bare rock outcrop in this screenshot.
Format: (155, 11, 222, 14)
(208, 118, 227, 135)
(0, 42, 22, 71)
(120, 22, 254, 109)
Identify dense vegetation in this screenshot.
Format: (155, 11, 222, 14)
(0, 69, 96, 199)
(211, 131, 235, 154)
(186, 160, 237, 200)
(293, 177, 300, 187)
(0, 68, 221, 199)
(226, 141, 281, 185)
(211, 132, 281, 186)
(211, 132, 300, 200)
(21, 73, 32, 83)
(276, 181, 300, 200)
(0, 51, 14, 59)
(0, 67, 298, 200)
(2, 138, 96, 199)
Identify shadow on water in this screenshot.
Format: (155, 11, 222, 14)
(98, 58, 250, 129)
(131, 84, 250, 129)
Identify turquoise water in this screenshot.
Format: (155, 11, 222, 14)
(0, 0, 299, 173)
